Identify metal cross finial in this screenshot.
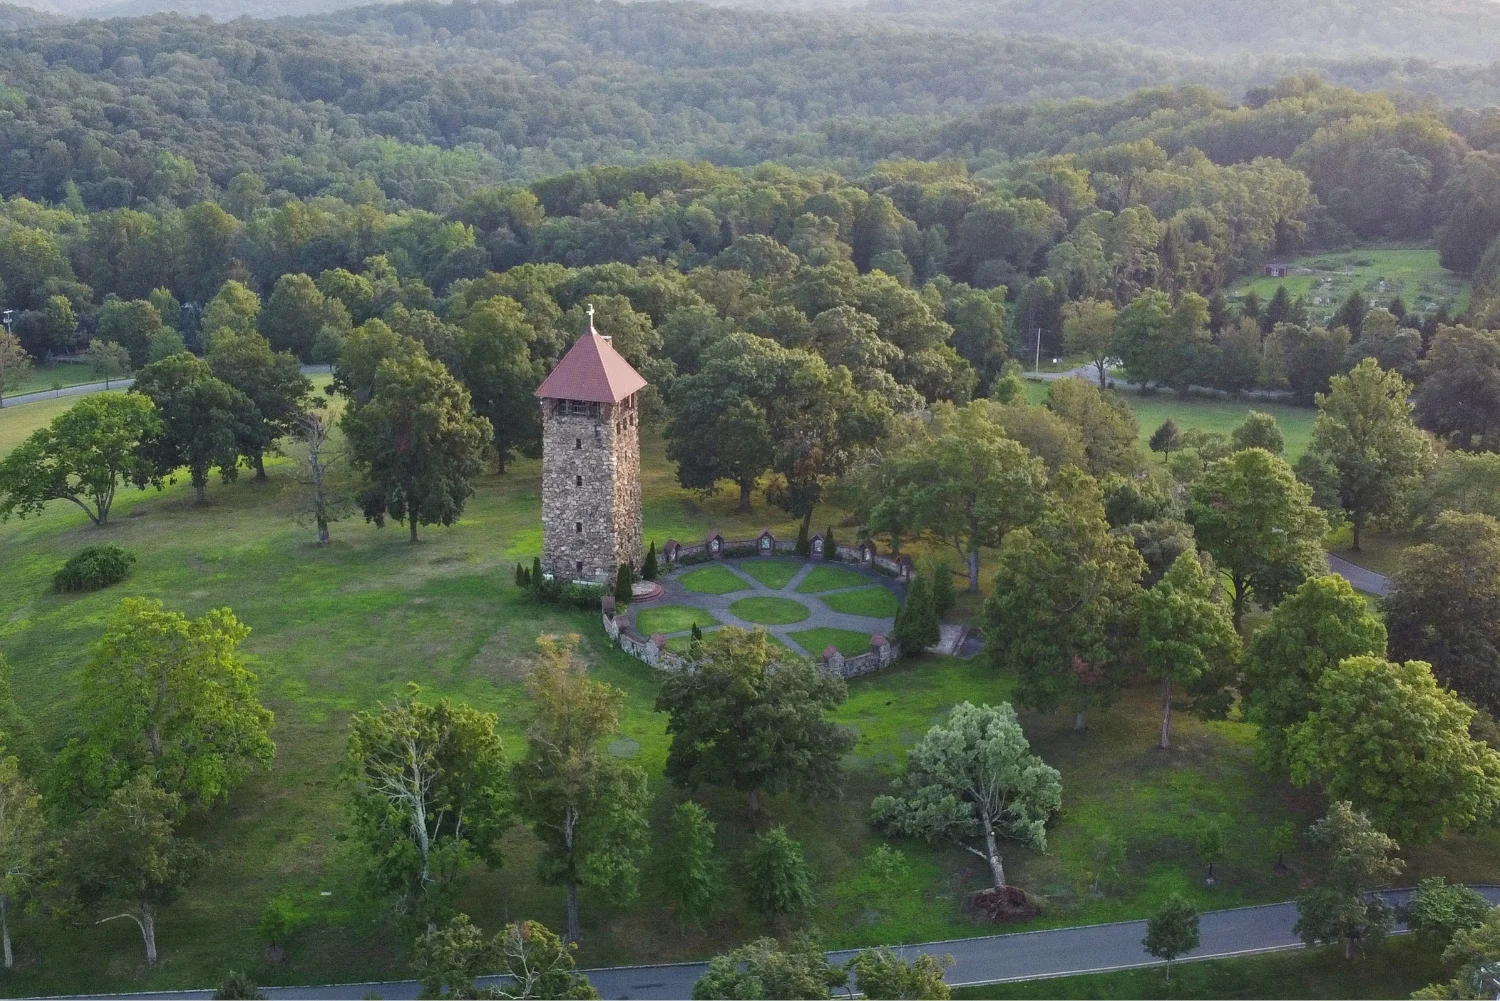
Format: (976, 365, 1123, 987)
(586, 303, 595, 322)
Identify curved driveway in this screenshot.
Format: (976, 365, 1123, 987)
(54, 886, 1500, 1000)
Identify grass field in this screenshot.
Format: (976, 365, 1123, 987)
(0, 394, 1492, 996)
(635, 605, 718, 636)
(735, 559, 803, 589)
(795, 565, 871, 593)
(728, 595, 811, 625)
(819, 586, 899, 618)
(5, 360, 98, 398)
(792, 627, 876, 656)
(1233, 242, 1470, 321)
(1025, 380, 1319, 463)
(954, 936, 1444, 1000)
(677, 564, 749, 594)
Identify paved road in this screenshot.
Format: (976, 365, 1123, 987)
(54, 886, 1500, 1000)
(1326, 553, 1391, 596)
(0, 366, 333, 409)
(1, 377, 135, 407)
(637, 560, 901, 657)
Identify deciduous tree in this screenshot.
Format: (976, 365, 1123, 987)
(693, 936, 847, 1001)
(0, 755, 46, 970)
(50, 598, 274, 809)
(514, 635, 649, 944)
(986, 470, 1145, 730)
(1387, 511, 1500, 714)
(346, 687, 510, 934)
(746, 825, 814, 917)
(1143, 895, 1200, 983)
(1188, 448, 1328, 629)
(208, 332, 313, 480)
(845, 948, 953, 1000)
(342, 350, 491, 542)
(64, 773, 202, 966)
(656, 627, 853, 814)
(1288, 656, 1500, 842)
(1242, 575, 1387, 771)
(871, 701, 1061, 891)
(1305, 358, 1431, 551)
(1138, 551, 1240, 750)
(0, 329, 30, 407)
(0, 393, 160, 526)
(1293, 802, 1403, 961)
(130, 353, 259, 504)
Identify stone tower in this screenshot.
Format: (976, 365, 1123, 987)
(535, 308, 647, 583)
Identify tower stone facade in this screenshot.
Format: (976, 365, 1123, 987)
(535, 314, 646, 582)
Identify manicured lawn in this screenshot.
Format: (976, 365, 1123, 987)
(819, 586, 899, 618)
(791, 627, 874, 656)
(6, 360, 99, 398)
(735, 558, 804, 589)
(635, 605, 719, 636)
(728, 595, 811, 625)
(795, 565, 871, 593)
(0, 390, 101, 453)
(677, 564, 749, 594)
(1326, 526, 1411, 578)
(669, 628, 792, 654)
(954, 936, 1445, 999)
(1233, 241, 1469, 321)
(1, 407, 1496, 996)
(1122, 391, 1317, 463)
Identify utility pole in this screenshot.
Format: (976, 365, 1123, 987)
(1034, 326, 1042, 374)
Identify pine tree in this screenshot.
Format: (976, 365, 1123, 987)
(746, 826, 814, 916)
(895, 573, 940, 653)
(796, 520, 810, 557)
(515, 563, 526, 587)
(661, 801, 721, 927)
(642, 542, 658, 581)
(930, 561, 956, 617)
(824, 525, 837, 560)
(690, 622, 704, 643)
(614, 563, 633, 605)
(532, 556, 542, 583)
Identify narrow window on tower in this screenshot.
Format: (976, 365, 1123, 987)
(575, 438, 582, 449)
(576, 561, 583, 573)
(575, 522, 583, 534)
(576, 475, 583, 486)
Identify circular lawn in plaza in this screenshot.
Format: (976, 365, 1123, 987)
(728, 595, 813, 625)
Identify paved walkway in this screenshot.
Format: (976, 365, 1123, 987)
(1326, 553, 1391, 596)
(56, 886, 1500, 1000)
(635, 559, 901, 657)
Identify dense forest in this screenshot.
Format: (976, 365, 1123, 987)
(12, 0, 1500, 66)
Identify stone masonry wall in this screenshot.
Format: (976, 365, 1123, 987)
(540, 397, 643, 581)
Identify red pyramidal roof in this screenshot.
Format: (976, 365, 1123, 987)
(534, 328, 648, 404)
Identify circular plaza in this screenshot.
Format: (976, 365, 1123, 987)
(628, 557, 904, 658)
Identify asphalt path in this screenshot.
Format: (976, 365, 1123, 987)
(0, 366, 333, 409)
(1326, 553, 1391, 596)
(51, 886, 1500, 1000)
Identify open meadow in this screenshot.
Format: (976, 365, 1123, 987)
(0, 394, 1492, 995)
(1232, 242, 1470, 322)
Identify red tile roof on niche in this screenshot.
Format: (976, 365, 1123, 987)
(534, 329, 648, 404)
